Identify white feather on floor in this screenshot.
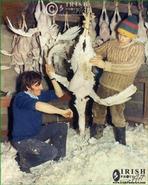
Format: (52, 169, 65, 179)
(1, 124, 148, 185)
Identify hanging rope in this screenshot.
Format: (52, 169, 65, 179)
(128, 1, 132, 16)
(64, 12, 70, 31)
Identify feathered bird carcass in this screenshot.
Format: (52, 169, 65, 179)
(48, 10, 137, 135)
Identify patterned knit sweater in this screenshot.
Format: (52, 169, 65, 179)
(95, 39, 145, 92)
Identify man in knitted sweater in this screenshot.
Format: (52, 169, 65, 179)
(90, 15, 145, 145)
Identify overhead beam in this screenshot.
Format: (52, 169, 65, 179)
(54, 2, 147, 23)
(90, 2, 146, 15)
(55, 14, 80, 23)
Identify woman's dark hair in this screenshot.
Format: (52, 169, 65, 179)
(16, 71, 42, 92)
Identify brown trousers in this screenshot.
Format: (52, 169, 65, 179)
(92, 85, 126, 127)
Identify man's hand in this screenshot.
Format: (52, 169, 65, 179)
(90, 55, 105, 69)
(62, 109, 73, 118)
(45, 64, 55, 78)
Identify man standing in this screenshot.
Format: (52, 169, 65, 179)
(90, 15, 145, 145)
(11, 64, 73, 173)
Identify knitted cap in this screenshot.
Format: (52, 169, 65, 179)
(117, 15, 138, 39)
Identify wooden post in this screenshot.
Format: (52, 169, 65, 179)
(0, 96, 12, 141)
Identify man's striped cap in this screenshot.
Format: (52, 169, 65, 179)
(117, 15, 138, 39)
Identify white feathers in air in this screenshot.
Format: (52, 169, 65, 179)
(56, 26, 81, 42)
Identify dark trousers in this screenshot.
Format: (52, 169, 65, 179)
(11, 122, 68, 171)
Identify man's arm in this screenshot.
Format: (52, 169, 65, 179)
(35, 101, 73, 118)
(45, 64, 64, 98)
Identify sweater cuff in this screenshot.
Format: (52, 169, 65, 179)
(104, 62, 112, 72)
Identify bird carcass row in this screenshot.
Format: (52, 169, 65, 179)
(49, 11, 137, 135)
(1, 13, 40, 74)
(4, 0, 80, 76)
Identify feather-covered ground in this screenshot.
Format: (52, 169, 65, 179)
(1, 124, 148, 185)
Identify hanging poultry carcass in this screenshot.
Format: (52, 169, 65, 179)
(136, 3, 148, 64)
(137, 5, 147, 43)
(89, 13, 97, 47)
(144, 22, 148, 65)
(51, 12, 78, 76)
(47, 11, 137, 135)
(137, 10, 147, 43)
(84, 2, 97, 46)
(34, 0, 53, 69)
(110, 2, 121, 39)
(53, 13, 70, 76)
(95, 1, 110, 46)
(44, 25, 81, 77)
(85, 11, 97, 46)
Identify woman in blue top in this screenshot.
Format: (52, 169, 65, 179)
(11, 64, 73, 173)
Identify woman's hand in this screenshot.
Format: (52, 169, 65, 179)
(61, 109, 73, 118)
(45, 64, 55, 78)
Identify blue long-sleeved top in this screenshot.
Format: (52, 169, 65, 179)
(12, 90, 57, 141)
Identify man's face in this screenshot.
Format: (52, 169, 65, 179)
(118, 33, 132, 45)
(27, 81, 43, 96)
